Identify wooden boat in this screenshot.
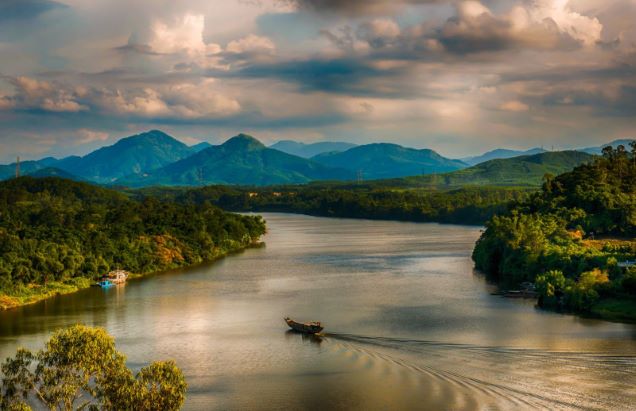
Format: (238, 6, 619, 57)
(284, 317, 323, 334)
(107, 270, 128, 284)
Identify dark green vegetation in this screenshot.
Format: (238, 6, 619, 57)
(473, 144, 636, 321)
(311, 143, 467, 179)
(270, 140, 357, 158)
(134, 184, 530, 226)
(0, 177, 266, 309)
(119, 134, 355, 186)
(1, 325, 186, 410)
(579, 138, 635, 155)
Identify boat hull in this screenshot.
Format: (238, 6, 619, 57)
(284, 317, 323, 334)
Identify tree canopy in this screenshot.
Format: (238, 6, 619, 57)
(1, 325, 187, 410)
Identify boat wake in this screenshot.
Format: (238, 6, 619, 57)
(320, 333, 636, 410)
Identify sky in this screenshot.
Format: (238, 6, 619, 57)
(0, 0, 635, 162)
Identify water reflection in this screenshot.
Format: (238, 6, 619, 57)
(1, 213, 635, 410)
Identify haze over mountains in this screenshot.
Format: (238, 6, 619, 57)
(460, 147, 547, 166)
(270, 141, 357, 159)
(0, 130, 632, 187)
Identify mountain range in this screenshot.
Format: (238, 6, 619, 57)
(119, 134, 355, 186)
(0, 130, 631, 187)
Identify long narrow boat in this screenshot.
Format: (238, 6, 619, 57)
(284, 317, 324, 334)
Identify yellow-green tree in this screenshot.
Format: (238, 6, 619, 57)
(0, 325, 187, 411)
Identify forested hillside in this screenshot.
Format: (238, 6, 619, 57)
(0, 177, 266, 308)
(473, 144, 636, 321)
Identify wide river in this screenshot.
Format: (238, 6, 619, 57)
(1, 213, 635, 410)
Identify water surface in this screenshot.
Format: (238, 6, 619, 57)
(1, 213, 635, 410)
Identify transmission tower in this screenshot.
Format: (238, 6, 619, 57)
(15, 156, 20, 178)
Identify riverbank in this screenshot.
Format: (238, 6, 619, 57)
(0, 241, 263, 311)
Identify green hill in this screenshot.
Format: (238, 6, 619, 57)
(119, 134, 355, 187)
(26, 167, 84, 180)
(311, 143, 467, 179)
(379, 151, 594, 188)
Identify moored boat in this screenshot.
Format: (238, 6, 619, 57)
(97, 279, 113, 288)
(96, 270, 129, 287)
(284, 317, 323, 334)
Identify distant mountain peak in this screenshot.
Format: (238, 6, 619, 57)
(222, 134, 265, 150)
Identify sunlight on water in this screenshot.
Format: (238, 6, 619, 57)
(1, 213, 635, 410)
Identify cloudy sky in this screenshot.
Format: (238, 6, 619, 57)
(0, 0, 635, 162)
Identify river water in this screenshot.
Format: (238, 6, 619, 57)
(1, 213, 635, 410)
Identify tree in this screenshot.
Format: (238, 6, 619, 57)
(1, 325, 187, 411)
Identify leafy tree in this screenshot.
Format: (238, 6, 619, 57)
(0, 325, 187, 411)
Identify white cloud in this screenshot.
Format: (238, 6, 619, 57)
(148, 13, 207, 55)
(226, 34, 276, 55)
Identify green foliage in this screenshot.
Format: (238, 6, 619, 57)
(473, 145, 636, 318)
(536, 270, 566, 298)
(0, 177, 266, 305)
(0, 325, 187, 410)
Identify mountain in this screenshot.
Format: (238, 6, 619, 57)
(190, 141, 212, 152)
(0, 157, 60, 180)
(310, 143, 467, 180)
(55, 130, 199, 183)
(461, 147, 547, 166)
(119, 134, 355, 187)
(270, 140, 358, 158)
(386, 151, 595, 188)
(26, 167, 84, 181)
(578, 139, 635, 155)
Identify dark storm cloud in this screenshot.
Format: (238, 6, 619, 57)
(286, 0, 445, 15)
(0, 0, 67, 22)
(215, 57, 412, 97)
(114, 44, 164, 56)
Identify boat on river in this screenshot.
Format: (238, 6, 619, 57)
(96, 270, 129, 287)
(284, 317, 324, 334)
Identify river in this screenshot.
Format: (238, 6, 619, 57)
(1, 213, 635, 410)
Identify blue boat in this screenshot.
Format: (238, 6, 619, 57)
(97, 279, 113, 288)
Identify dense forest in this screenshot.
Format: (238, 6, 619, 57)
(134, 185, 531, 226)
(0, 177, 266, 308)
(473, 144, 636, 321)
